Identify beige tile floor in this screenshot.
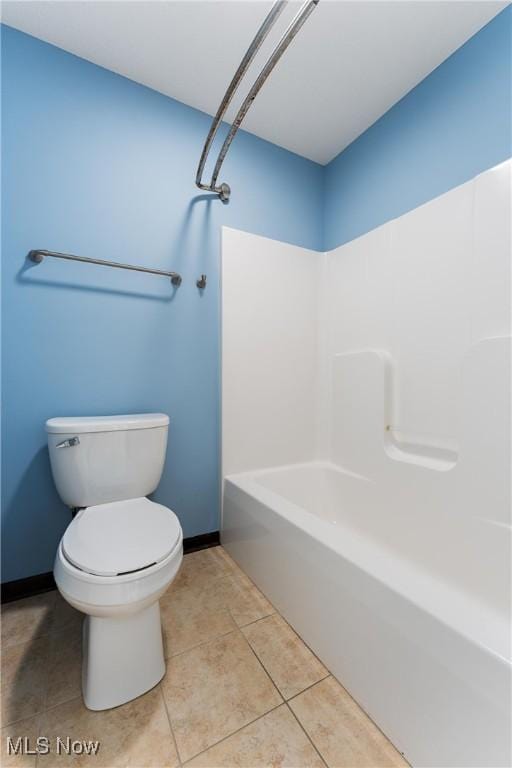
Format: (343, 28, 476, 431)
(1, 546, 408, 768)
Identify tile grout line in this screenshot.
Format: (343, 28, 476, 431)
(158, 683, 182, 768)
(232, 625, 285, 702)
(241, 633, 331, 703)
(181, 700, 286, 766)
(287, 675, 410, 766)
(285, 672, 332, 702)
(284, 699, 330, 768)
(2, 692, 85, 731)
(271, 610, 330, 671)
(239, 617, 331, 703)
(161, 548, 254, 611)
(34, 710, 44, 768)
(286, 674, 333, 706)
(164, 623, 238, 662)
(236, 608, 277, 630)
(161, 569, 233, 603)
(213, 546, 280, 609)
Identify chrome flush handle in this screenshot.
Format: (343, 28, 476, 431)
(56, 436, 80, 448)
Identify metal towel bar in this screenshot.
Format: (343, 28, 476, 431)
(196, 0, 319, 201)
(28, 249, 182, 286)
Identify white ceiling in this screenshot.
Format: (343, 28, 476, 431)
(1, 0, 506, 164)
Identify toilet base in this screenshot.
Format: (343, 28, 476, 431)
(82, 601, 165, 710)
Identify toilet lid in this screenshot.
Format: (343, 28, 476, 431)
(62, 497, 182, 576)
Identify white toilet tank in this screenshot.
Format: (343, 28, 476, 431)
(46, 413, 169, 508)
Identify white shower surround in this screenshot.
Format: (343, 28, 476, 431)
(221, 160, 511, 768)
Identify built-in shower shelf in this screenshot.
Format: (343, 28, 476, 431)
(331, 349, 461, 475)
(384, 430, 458, 471)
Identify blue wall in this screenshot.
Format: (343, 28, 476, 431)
(1, 25, 323, 582)
(324, 5, 512, 249)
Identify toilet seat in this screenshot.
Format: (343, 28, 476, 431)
(62, 497, 181, 577)
(55, 531, 183, 615)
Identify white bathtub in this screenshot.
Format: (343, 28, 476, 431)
(222, 461, 511, 768)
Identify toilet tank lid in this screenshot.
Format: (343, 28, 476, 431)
(46, 413, 169, 434)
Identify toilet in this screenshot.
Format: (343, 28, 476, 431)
(46, 413, 183, 711)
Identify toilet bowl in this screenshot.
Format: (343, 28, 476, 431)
(46, 413, 183, 711)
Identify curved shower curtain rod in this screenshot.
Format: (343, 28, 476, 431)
(195, 0, 319, 202)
